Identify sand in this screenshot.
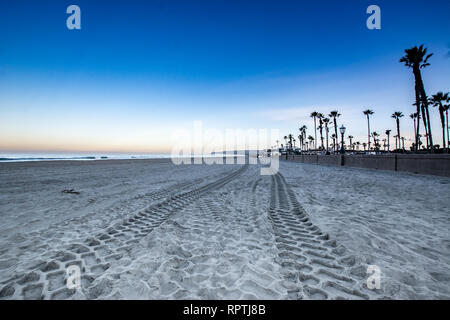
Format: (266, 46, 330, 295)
(0, 158, 449, 299)
(282, 160, 450, 299)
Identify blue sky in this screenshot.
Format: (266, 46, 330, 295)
(0, 0, 449, 152)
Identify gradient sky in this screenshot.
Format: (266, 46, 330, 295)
(0, 0, 449, 153)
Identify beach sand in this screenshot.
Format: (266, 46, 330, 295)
(0, 159, 449, 299)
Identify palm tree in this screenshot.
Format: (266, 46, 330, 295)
(329, 110, 341, 152)
(348, 135, 354, 150)
(444, 103, 450, 150)
(409, 113, 418, 145)
(430, 92, 450, 151)
(299, 125, 307, 150)
(392, 112, 404, 150)
(385, 130, 391, 152)
(372, 132, 380, 152)
(323, 118, 330, 152)
(393, 135, 399, 150)
(400, 45, 433, 150)
(363, 109, 374, 151)
(308, 135, 314, 150)
(317, 113, 325, 150)
(288, 134, 294, 151)
(283, 135, 288, 149)
(362, 142, 367, 151)
(356, 141, 361, 151)
(310, 112, 318, 150)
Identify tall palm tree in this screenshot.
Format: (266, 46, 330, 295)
(323, 118, 330, 152)
(385, 130, 391, 152)
(299, 125, 307, 150)
(409, 113, 418, 145)
(392, 112, 404, 150)
(400, 45, 433, 150)
(430, 92, 450, 151)
(317, 113, 325, 150)
(348, 135, 354, 150)
(288, 134, 294, 151)
(308, 135, 314, 150)
(372, 132, 380, 152)
(444, 103, 450, 150)
(310, 112, 318, 150)
(393, 135, 399, 150)
(329, 110, 341, 152)
(363, 109, 374, 151)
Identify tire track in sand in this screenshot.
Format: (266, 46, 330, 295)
(103, 165, 287, 299)
(0, 165, 248, 300)
(269, 172, 379, 299)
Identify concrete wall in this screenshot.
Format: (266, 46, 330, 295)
(317, 155, 342, 166)
(285, 154, 450, 177)
(303, 155, 318, 164)
(397, 154, 450, 177)
(344, 155, 397, 171)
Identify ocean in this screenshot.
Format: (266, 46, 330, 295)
(0, 153, 174, 162)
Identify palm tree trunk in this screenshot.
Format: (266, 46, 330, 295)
(413, 67, 422, 151)
(366, 116, 371, 151)
(397, 119, 401, 150)
(333, 118, 338, 152)
(447, 109, 450, 152)
(313, 117, 317, 150)
(442, 125, 446, 151)
(319, 129, 324, 150)
(424, 101, 433, 149)
(421, 103, 429, 149)
(438, 103, 445, 151)
(413, 117, 417, 149)
(415, 66, 433, 149)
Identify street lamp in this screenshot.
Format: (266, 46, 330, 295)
(339, 125, 346, 154)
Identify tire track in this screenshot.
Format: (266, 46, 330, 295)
(107, 165, 286, 299)
(269, 172, 377, 299)
(0, 164, 248, 300)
